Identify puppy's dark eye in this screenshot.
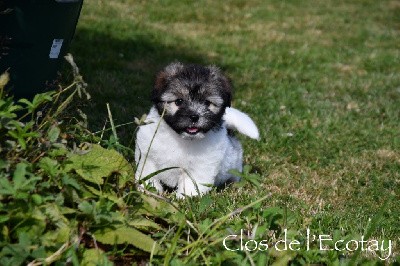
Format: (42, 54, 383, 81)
(175, 99, 184, 106)
(205, 100, 212, 107)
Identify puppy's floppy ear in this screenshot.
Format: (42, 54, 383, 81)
(152, 62, 184, 103)
(208, 65, 232, 107)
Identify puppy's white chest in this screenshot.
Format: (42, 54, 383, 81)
(149, 125, 226, 170)
(136, 118, 227, 179)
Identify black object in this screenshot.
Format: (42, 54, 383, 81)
(0, 0, 83, 99)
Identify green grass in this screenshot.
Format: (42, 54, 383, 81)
(67, 0, 400, 263)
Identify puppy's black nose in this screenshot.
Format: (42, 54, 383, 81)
(190, 115, 199, 122)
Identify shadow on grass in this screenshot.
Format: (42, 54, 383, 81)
(69, 27, 210, 144)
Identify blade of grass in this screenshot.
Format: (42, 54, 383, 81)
(106, 103, 119, 145)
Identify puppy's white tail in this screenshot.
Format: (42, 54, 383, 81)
(223, 107, 260, 140)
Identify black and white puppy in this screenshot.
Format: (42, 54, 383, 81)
(135, 62, 259, 198)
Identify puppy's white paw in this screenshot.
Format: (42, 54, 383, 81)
(137, 183, 145, 192)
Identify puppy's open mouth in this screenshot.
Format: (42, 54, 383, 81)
(186, 127, 200, 134)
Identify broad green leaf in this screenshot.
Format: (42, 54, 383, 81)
(140, 194, 177, 216)
(66, 144, 134, 188)
(44, 203, 69, 228)
(61, 175, 81, 190)
(59, 206, 77, 215)
(78, 200, 94, 215)
(39, 157, 59, 178)
(56, 226, 71, 243)
(31, 207, 47, 222)
(31, 92, 54, 108)
(48, 144, 68, 157)
(0, 98, 22, 120)
(18, 232, 31, 248)
(19, 92, 54, 112)
(41, 226, 70, 247)
(13, 163, 27, 189)
(0, 215, 9, 223)
(31, 247, 47, 260)
(94, 225, 160, 254)
(81, 248, 112, 266)
(0, 176, 14, 195)
(128, 218, 161, 230)
(47, 125, 61, 143)
(84, 184, 126, 208)
(18, 98, 34, 109)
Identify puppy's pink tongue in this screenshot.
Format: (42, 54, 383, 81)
(187, 127, 199, 134)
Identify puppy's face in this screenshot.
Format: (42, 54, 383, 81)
(152, 62, 232, 139)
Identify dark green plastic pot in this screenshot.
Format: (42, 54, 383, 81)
(0, 0, 83, 99)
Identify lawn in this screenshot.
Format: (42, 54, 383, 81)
(3, 0, 398, 265)
(67, 0, 400, 263)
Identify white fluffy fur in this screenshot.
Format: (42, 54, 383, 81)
(224, 107, 260, 140)
(135, 107, 258, 198)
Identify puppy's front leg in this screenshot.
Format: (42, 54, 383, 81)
(176, 174, 214, 198)
(136, 159, 164, 193)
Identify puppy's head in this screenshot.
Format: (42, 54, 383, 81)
(152, 62, 232, 139)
